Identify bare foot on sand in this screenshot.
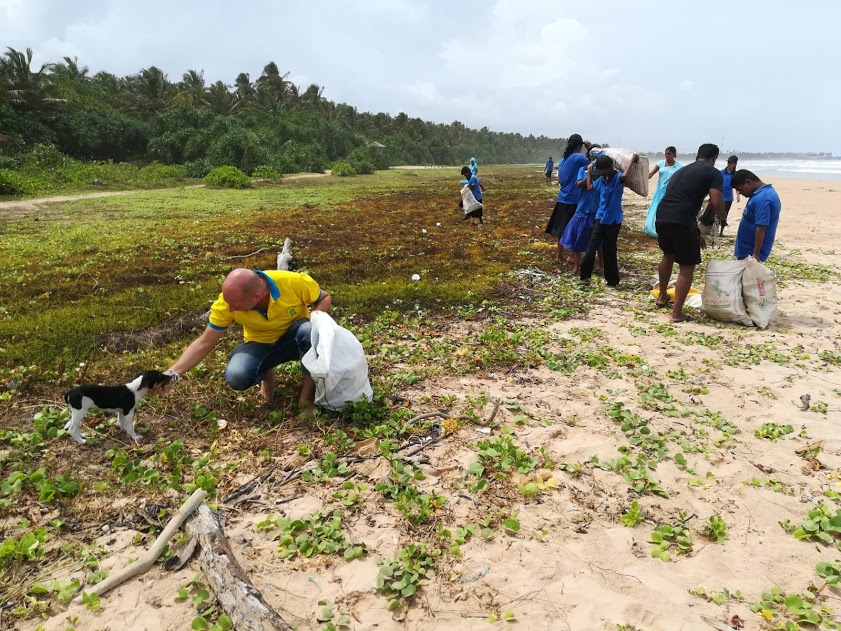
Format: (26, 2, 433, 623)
(258, 370, 276, 405)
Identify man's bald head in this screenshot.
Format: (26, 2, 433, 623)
(222, 269, 267, 311)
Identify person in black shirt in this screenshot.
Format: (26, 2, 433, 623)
(654, 143, 726, 323)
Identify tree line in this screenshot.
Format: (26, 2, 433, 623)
(0, 47, 566, 175)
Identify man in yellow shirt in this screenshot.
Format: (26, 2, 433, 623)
(165, 268, 332, 413)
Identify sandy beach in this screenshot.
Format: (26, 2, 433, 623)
(21, 176, 841, 631)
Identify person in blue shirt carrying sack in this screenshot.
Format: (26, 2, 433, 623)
(459, 165, 484, 224)
(579, 153, 639, 286)
(731, 170, 781, 262)
(544, 157, 554, 185)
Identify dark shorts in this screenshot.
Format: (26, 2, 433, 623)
(656, 222, 702, 266)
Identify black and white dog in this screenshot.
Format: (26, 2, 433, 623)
(63, 370, 176, 445)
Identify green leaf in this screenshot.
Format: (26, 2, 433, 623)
(502, 610, 516, 621)
(502, 519, 520, 533)
(192, 617, 209, 631)
(784, 594, 805, 611)
(468, 463, 485, 476)
(401, 583, 417, 597)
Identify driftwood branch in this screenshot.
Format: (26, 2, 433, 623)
(75, 489, 207, 602)
(223, 247, 270, 260)
(276, 238, 293, 270)
(187, 505, 293, 631)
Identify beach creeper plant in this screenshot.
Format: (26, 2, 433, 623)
(256, 510, 365, 561)
(376, 544, 439, 609)
(780, 503, 841, 549)
(649, 522, 693, 562)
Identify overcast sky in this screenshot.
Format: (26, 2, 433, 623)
(2, 0, 839, 154)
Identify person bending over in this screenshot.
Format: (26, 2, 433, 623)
(732, 170, 781, 262)
(165, 268, 332, 415)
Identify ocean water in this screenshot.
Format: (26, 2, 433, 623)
(733, 159, 841, 182)
(672, 158, 841, 182)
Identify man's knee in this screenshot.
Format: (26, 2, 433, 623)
(225, 354, 259, 391)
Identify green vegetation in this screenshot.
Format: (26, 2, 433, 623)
(376, 544, 438, 609)
(0, 46, 567, 200)
(255, 509, 365, 560)
(203, 165, 251, 188)
(649, 522, 694, 562)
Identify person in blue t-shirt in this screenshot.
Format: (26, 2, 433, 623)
(544, 157, 554, 184)
(459, 165, 484, 224)
(560, 162, 601, 275)
(579, 153, 639, 286)
(700, 155, 741, 236)
(546, 134, 593, 261)
(731, 170, 781, 262)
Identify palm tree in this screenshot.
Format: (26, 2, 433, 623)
(234, 72, 255, 106)
(255, 61, 296, 110)
(126, 66, 176, 114)
(300, 84, 323, 111)
(54, 56, 90, 82)
(202, 81, 241, 116)
(178, 69, 205, 107)
(0, 47, 64, 110)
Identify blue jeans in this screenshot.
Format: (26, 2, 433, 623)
(225, 318, 312, 391)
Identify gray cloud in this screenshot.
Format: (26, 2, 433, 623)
(1, 0, 838, 153)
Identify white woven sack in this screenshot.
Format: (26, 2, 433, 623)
(742, 258, 778, 329)
(701, 259, 753, 326)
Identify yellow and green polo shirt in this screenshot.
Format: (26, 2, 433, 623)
(208, 270, 321, 344)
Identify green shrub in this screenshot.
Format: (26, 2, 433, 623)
(0, 169, 32, 195)
(351, 159, 375, 175)
(203, 165, 252, 189)
(140, 162, 185, 182)
(183, 159, 212, 178)
(331, 161, 357, 177)
(21, 144, 69, 169)
(252, 165, 282, 181)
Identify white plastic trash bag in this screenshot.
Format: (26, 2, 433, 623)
(461, 185, 483, 214)
(742, 258, 778, 329)
(301, 311, 373, 411)
(701, 259, 753, 326)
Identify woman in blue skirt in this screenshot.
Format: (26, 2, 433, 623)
(560, 161, 601, 275)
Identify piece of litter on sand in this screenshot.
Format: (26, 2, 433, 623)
(800, 394, 811, 411)
(456, 565, 490, 583)
(307, 575, 322, 593)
